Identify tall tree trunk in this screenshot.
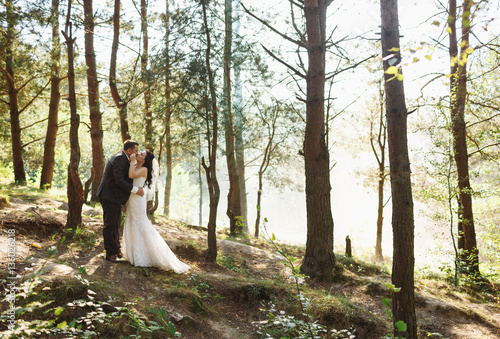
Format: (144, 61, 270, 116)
(4, 0, 26, 185)
(374, 85, 387, 261)
(299, 0, 335, 281)
(380, 0, 417, 337)
(448, 0, 480, 277)
(163, 112, 172, 216)
(110, 0, 131, 142)
(63, 0, 84, 228)
(255, 132, 273, 238)
(375, 168, 385, 260)
(141, 0, 153, 150)
(201, 0, 220, 262)
(198, 134, 203, 226)
(224, 0, 242, 235)
(234, 0, 248, 233)
(255, 186, 262, 238)
(163, 0, 173, 217)
(83, 0, 105, 202)
(40, 0, 61, 190)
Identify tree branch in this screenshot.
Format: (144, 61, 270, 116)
(469, 142, 500, 157)
(262, 45, 306, 79)
(0, 64, 15, 88)
(242, 3, 306, 49)
(21, 117, 49, 131)
(17, 75, 40, 93)
(466, 103, 500, 128)
(325, 54, 376, 80)
(289, 0, 304, 10)
(19, 79, 51, 114)
(21, 124, 70, 148)
(289, 1, 306, 44)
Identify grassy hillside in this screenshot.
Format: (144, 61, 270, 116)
(0, 185, 499, 338)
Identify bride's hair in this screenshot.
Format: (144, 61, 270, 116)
(143, 150, 155, 188)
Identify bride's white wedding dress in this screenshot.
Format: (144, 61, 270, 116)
(122, 177, 190, 273)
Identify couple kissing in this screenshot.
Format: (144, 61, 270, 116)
(97, 140, 190, 274)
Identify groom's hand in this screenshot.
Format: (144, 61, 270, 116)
(137, 187, 144, 197)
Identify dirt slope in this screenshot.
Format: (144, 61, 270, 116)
(1, 195, 499, 338)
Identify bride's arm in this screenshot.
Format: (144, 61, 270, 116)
(128, 155, 147, 179)
(129, 166, 147, 179)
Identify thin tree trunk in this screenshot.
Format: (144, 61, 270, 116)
(4, 0, 26, 185)
(110, 0, 131, 142)
(255, 139, 272, 238)
(374, 85, 387, 261)
(141, 0, 153, 150)
(235, 114, 247, 232)
(255, 186, 262, 238)
(375, 173, 385, 260)
(40, 0, 61, 190)
(163, 113, 172, 216)
(163, 0, 173, 217)
(201, 0, 220, 262)
(198, 134, 203, 226)
(83, 0, 105, 202)
(254, 104, 278, 238)
(142, 0, 158, 216)
(63, 0, 84, 228)
(448, 0, 480, 277)
(234, 0, 248, 234)
(300, 0, 336, 281)
(380, 0, 417, 337)
(224, 0, 242, 235)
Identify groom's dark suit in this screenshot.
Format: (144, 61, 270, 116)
(97, 151, 134, 258)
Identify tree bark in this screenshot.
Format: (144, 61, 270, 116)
(4, 0, 26, 185)
(163, 0, 173, 217)
(83, 0, 105, 202)
(255, 134, 272, 239)
(233, 0, 248, 234)
(110, 0, 131, 142)
(373, 85, 387, 261)
(299, 0, 336, 281)
(448, 0, 480, 277)
(40, 0, 61, 190)
(380, 0, 417, 337)
(141, 0, 153, 150)
(254, 104, 278, 238)
(201, 0, 220, 262)
(198, 134, 203, 226)
(224, 0, 242, 235)
(63, 0, 84, 228)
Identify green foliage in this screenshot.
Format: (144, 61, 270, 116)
(186, 274, 224, 306)
(253, 223, 352, 338)
(217, 254, 249, 273)
(0, 161, 14, 184)
(145, 307, 182, 338)
(381, 284, 413, 339)
(66, 226, 98, 251)
(253, 303, 328, 339)
(1, 275, 182, 339)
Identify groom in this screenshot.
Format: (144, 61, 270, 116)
(97, 140, 144, 263)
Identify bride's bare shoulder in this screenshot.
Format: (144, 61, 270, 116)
(138, 166, 148, 177)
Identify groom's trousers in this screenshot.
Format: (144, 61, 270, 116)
(101, 199, 122, 257)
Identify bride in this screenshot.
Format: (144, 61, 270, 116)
(122, 150, 190, 274)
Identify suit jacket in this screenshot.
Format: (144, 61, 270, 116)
(97, 151, 133, 205)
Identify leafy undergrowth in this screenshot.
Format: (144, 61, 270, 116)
(0, 185, 499, 338)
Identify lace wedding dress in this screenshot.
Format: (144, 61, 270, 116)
(122, 177, 190, 273)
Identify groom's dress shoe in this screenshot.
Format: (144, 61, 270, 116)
(117, 252, 124, 258)
(106, 255, 118, 263)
